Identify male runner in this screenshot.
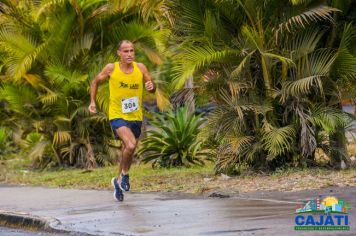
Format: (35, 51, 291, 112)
(88, 40, 155, 201)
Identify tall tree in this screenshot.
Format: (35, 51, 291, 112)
(164, 0, 356, 173)
(0, 0, 164, 168)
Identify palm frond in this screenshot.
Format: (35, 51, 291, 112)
(155, 86, 171, 112)
(289, 0, 314, 5)
(0, 83, 37, 114)
(262, 52, 295, 66)
(24, 132, 42, 147)
(338, 23, 355, 50)
(275, 5, 339, 33)
(27, 140, 50, 163)
(0, 30, 45, 79)
(67, 33, 94, 64)
(281, 49, 337, 100)
(38, 87, 59, 105)
(96, 82, 110, 115)
(139, 0, 166, 23)
(172, 45, 238, 89)
(88, 113, 109, 125)
(165, 0, 205, 35)
(71, 106, 91, 120)
(80, 0, 108, 12)
(135, 41, 163, 65)
(42, 9, 76, 63)
(35, 0, 67, 19)
(53, 130, 71, 146)
(227, 80, 252, 98)
(241, 25, 264, 51)
(44, 64, 71, 85)
(310, 106, 352, 133)
(53, 116, 71, 128)
(44, 65, 88, 95)
(287, 28, 324, 61)
(262, 122, 296, 160)
(281, 75, 323, 100)
(333, 24, 356, 81)
(309, 49, 337, 76)
(23, 73, 42, 88)
(223, 135, 255, 153)
(230, 51, 254, 78)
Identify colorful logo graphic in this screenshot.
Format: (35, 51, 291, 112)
(294, 195, 351, 231)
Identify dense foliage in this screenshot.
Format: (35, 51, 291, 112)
(165, 0, 356, 173)
(0, 0, 164, 168)
(1, 0, 355, 173)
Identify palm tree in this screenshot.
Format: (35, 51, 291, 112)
(0, 0, 165, 168)
(164, 0, 356, 173)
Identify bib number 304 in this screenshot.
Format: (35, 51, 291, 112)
(122, 97, 139, 113)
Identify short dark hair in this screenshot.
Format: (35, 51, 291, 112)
(117, 40, 133, 50)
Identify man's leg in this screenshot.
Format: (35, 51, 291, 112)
(111, 143, 125, 201)
(126, 139, 139, 171)
(116, 145, 123, 175)
(115, 126, 137, 190)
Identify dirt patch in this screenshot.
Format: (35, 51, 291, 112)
(189, 169, 356, 196)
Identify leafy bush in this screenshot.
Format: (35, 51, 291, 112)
(0, 128, 7, 157)
(0, 0, 162, 169)
(0, 127, 17, 160)
(137, 106, 212, 168)
(167, 0, 356, 173)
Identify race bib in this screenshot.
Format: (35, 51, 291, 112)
(122, 97, 139, 113)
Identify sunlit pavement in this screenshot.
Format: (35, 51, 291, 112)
(0, 185, 355, 235)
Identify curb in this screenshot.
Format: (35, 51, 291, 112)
(0, 210, 63, 230)
(0, 210, 71, 234)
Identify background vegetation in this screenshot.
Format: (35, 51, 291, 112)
(1, 0, 355, 175)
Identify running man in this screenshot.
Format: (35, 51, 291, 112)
(88, 40, 156, 201)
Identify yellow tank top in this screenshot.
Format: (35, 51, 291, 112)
(109, 62, 143, 121)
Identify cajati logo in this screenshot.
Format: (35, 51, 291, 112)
(294, 195, 351, 231)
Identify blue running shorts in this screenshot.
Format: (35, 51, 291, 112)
(110, 118, 142, 139)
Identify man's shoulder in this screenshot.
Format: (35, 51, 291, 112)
(105, 63, 115, 70)
(136, 62, 144, 67)
(103, 63, 116, 75)
(135, 62, 147, 72)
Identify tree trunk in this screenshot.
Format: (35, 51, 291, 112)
(85, 138, 98, 169)
(329, 127, 350, 169)
(184, 76, 195, 114)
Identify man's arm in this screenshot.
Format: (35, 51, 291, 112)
(88, 63, 114, 113)
(137, 63, 156, 93)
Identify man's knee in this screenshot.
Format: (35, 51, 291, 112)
(125, 140, 137, 153)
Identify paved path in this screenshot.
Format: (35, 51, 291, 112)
(0, 185, 355, 235)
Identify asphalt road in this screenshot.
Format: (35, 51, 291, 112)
(1, 185, 355, 235)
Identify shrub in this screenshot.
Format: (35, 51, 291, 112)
(137, 107, 212, 168)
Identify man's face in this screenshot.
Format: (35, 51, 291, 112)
(118, 42, 135, 64)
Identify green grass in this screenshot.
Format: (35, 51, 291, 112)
(2, 158, 215, 193)
(1, 157, 356, 195)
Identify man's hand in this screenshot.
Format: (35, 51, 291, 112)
(88, 102, 97, 113)
(145, 81, 155, 92)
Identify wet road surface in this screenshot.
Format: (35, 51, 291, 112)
(0, 185, 355, 235)
(0, 226, 67, 235)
